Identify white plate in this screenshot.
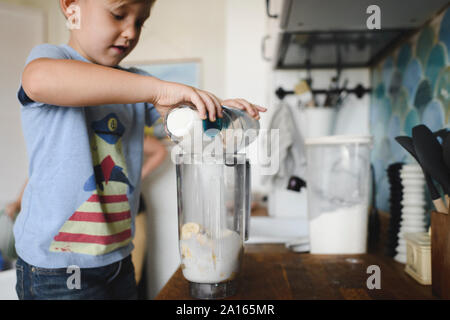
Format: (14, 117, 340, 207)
(394, 253, 407, 263)
(401, 207, 426, 215)
(400, 172, 425, 180)
(401, 220, 426, 228)
(401, 214, 426, 221)
(401, 164, 422, 172)
(402, 185, 425, 191)
(400, 227, 426, 234)
(401, 180, 426, 187)
(401, 199, 426, 206)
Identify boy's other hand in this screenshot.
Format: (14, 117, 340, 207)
(221, 99, 267, 120)
(5, 201, 20, 220)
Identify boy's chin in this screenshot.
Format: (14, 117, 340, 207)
(98, 56, 126, 67)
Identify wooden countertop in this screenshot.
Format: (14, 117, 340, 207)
(155, 243, 436, 300)
(155, 210, 437, 300)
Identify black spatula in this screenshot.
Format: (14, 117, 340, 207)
(412, 125, 450, 213)
(395, 135, 447, 213)
(442, 135, 450, 171)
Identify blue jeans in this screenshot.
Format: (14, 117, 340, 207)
(15, 255, 138, 300)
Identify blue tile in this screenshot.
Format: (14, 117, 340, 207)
(371, 67, 382, 86)
(435, 66, 450, 107)
(404, 108, 420, 136)
(422, 99, 445, 132)
(370, 96, 392, 127)
(402, 58, 423, 103)
(416, 26, 436, 67)
(382, 56, 395, 89)
(413, 79, 433, 116)
(396, 43, 412, 74)
(388, 69, 403, 98)
(377, 137, 392, 165)
(388, 115, 405, 157)
(425, 43, 447, 91)
(434, 66, 450, 123)
(439, 8, 450, 62)
(392, 88, 409, 119)
(374, 82, 385, 99)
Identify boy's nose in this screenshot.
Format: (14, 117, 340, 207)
(122, 24, 138, 41)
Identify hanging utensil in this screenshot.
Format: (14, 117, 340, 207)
(412, 125, 450, 213)
(335, 78, 349, 109)
(395, 136, 447, 213)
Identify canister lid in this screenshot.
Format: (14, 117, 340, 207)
(305, 135, 373, 145)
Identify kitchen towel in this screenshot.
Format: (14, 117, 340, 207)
(260, 101, 307, 188)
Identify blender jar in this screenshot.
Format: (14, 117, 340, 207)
(175, 153, 249, 299)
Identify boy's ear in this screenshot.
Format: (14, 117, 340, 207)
(60, 0, 80, 19)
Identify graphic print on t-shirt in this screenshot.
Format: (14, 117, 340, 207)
(50, 113, 134, 255)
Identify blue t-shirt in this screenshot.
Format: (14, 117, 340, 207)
(14, 44, 160, 268)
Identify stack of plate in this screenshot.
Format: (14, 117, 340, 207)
(385, 163, 404, 257)
(394, 164, 427, 264)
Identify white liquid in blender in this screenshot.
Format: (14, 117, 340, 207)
(180, 227, 242, 283)
(180, 164, 243, 284)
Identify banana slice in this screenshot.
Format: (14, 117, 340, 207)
(181, 243, 192, 258)
(181, 222, 201, 240)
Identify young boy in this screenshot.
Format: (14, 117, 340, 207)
(15, 0, 265, 300)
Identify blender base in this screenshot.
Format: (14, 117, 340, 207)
(189, 281, 237, 300)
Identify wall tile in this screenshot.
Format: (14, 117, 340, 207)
(370, 8, 450, 211)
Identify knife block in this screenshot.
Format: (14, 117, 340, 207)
(431, 210, 450, 299)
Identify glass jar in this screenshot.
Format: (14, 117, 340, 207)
(164, 105, 260, 154)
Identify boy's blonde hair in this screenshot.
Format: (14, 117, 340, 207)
(107, 0, 157, 10)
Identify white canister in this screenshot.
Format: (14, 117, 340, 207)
(305, 135, 373, 254)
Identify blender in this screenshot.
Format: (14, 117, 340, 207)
(166, 106, 257, 299)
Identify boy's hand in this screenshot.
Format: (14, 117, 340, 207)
(153, 81, 223, 122)
(221, 99, 267, 120)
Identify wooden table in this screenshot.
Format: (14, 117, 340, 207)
(156, 243, 437, 300)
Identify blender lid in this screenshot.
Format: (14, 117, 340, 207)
(305, 134, 373, 145)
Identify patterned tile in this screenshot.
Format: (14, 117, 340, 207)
(413, 78, 433, 116)
(402, 58, 423, 103)
(439, 8, 450, 62)
(416, 26, 436, 67)
(396, 43, 412, 74)
(370, 8, 450, 211)
(422, 99, 445, 131)
(425, 43, 447, 90)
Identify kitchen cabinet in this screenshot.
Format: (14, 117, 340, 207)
(270, 0, 449, 69)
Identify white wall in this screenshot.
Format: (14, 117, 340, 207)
(0, 0, 68, 44)
(0, 2, 45, 207)
(125, 0, 227, 97)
